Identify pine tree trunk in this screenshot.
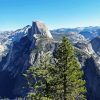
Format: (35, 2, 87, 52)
(64, 73, 66, 100)
(46, 81, 49, 96)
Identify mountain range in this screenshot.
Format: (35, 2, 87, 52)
(0, 21, 100, 100)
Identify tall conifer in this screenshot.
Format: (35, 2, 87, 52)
(24, 37, 86, 100)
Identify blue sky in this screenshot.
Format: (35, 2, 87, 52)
(0, 0, 100, 31)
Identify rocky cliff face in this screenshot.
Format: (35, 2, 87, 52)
(0, 21, 54, 98)
(84, 57, 100, 100)
(91, 37, 100, 56)
(0, 21, 99, 100)
(75, 48, 100, 100)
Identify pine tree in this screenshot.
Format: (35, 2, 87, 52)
(24, 37, 86, 100)
(53, 37, 86, 100)
(24, 53, 54, 100)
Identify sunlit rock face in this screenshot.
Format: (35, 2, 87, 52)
(27, 21, 53, 41)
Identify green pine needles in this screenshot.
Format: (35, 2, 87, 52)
(24, 37, 87, 100)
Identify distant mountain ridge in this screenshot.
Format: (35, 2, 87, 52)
(51, 26, 100, 40)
